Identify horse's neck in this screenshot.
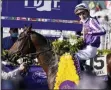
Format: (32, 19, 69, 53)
(8, 47, 17, 55)
(8, 50, 14, 56)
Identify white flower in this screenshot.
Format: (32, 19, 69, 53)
(69, 38, 77, 45)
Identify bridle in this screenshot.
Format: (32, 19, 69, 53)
(4, 30, 52, 76)
(15, 31, 52, 60)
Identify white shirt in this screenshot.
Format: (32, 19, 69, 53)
(1, 62, 21, 80)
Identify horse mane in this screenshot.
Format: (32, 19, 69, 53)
(30, 30, 48, 45)
(30, 30, 58, 66)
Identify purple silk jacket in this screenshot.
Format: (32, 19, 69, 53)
(82, 17, 106, 48)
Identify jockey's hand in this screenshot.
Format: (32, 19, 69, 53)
(19, 63, 26, 71)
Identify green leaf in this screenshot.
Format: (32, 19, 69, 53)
(52, 35, 84, 55)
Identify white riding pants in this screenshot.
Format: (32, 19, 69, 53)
(76, 45, 97, 60)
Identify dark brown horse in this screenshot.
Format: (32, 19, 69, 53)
(106, 53, 111, 89)
(7, 25, 59, 89)
(107, 53, 111, 74)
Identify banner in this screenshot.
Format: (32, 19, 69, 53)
(1, 0, 82, 31)
(86, 55, 107, 76)
(85, 55, 108, 81)
(93, 55, 107, 76)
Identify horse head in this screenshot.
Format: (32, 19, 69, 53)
(8, 24, 59, 89)
(9, 24, 35, 55)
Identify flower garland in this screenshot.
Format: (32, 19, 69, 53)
(54, 53, 80, 89)
(52, 35, 83, 55)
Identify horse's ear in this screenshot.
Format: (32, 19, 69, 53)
(24, 24, 27, 30)
(28, 24, 32, 32)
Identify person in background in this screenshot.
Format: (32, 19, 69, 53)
(2, 62, 25, 80)
(74, 3, 106, 71)
(2, 28, 18, 50)
(1, 62, 26, 90)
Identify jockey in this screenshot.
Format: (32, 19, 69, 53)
(74, 3, 106, 62)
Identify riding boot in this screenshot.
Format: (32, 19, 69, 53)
(83, 64, 94, 74)
(79, 60, 86, 71)
(72, 54, 81, 77)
